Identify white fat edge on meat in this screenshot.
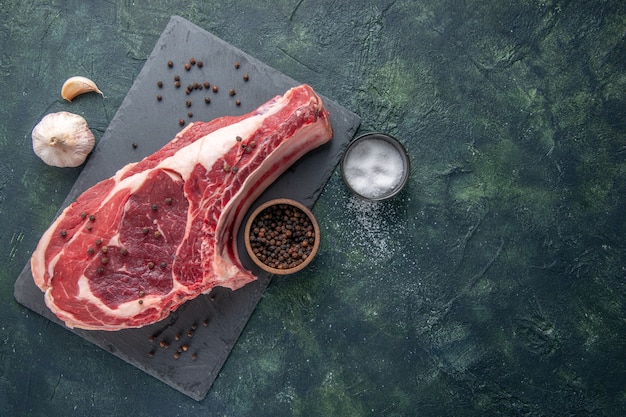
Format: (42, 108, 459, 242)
(215, 111, 329, 252)
(31, 226, 55, 288)
(155, 97, 289, 180)
(212, 109, 331, 289)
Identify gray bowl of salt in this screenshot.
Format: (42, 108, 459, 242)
(340, 133, 410, 201)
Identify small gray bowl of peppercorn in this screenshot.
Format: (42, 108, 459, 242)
(244, 198, 320, 275)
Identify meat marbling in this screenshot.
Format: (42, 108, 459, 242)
(31, 84, 333, 331)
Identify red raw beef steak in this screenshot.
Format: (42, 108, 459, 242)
(31, 84, 333, 331)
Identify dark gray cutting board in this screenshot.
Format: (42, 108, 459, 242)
(14, 16, 360, 401)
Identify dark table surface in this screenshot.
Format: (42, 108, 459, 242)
(2, 1, 626, 416)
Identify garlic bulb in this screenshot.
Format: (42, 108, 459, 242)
(31, 112, 96, 167)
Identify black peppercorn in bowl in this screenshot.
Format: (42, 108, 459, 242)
(244, 198, 320, 275)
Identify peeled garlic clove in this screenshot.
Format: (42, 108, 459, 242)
(31, 111, 96, 167)
(61, 76, 104, 102)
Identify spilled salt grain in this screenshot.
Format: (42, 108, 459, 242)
(345, 196, 393, 263)
(343, 138, 405, 199)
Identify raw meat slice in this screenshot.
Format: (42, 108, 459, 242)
(30, 84, 333, 331)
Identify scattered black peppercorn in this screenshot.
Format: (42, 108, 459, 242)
(234, 62, 240, 69)
(174, 75, 180, 81)
(167, 60, 173, 68)
(203, 81, 210, 89)
(204, 97, 211, 104)
(229, 89, 236, 96)
(174, 80, 181, 88)
(60, 230, 67, 237)
(187, 111, 193, 118)
(185, 100, 192, 107)
(178, 119, 185, 126)
(157, 80, 163, 88)
(236, 99, 241, 106)
(189, 57, 196, 65)
(165, 197, 173, 205)
(243, 73, 249, 81)
(132, 143, 138, 149)
(212, 85, 218, 93)
(184, 63, 191, 71)
(197, 60, 203, 68)
(157, 94, 162, 101)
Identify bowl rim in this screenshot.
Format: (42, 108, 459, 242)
(244, 198, 320, 275)
(340, 132, 410, 201)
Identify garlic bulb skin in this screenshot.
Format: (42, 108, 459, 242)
(31, 112, 96, 167)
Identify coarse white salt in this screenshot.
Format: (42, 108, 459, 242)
(343, 138, 406, 199)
